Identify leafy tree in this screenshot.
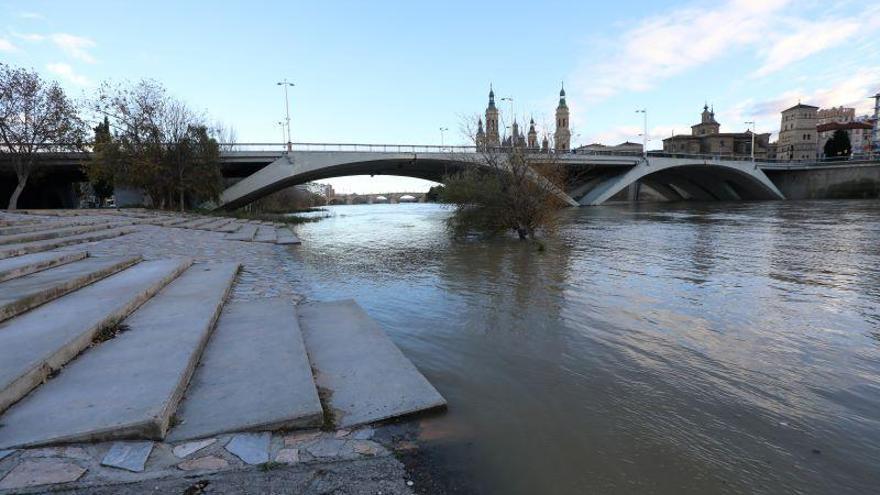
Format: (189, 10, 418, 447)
(85, 116, 117, 205)
(0, 64, 85, 209)
(824, 129, 852, 158)
(425, 185, 445, 202)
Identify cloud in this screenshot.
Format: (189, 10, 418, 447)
(13, 32, 46, 42)
(46, 62, 92, 86)
(49, 33, 96, 63)
(18, 12, 44, 20)
(572, 0, 876, 104)
(0, 38, 16, 52)
(752, 18, 861, 77)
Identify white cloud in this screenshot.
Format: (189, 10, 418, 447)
(0, 38, 16, 52)
(49, 33, 96, 63)
(19, 12, 44, 20)
(572, 0, 875, 104)
(13, 32, 46, 42)
(46, 62, 92, 86)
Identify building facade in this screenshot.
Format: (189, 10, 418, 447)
(475, 85, 570, 151)
(777, 103, 818, 161)
(662, 105, 771, 158)
(817, 121, 874, 156)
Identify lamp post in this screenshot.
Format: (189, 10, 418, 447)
(439, 127, 448, 149)
(276, 79, 294, 152)
(636, 109, 647, 158)
(276, 121, 286, 144)
(744, 121, 756, 165)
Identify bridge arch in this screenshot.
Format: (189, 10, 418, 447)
(575, 158, 785, 205)
(217, 152, 473, 210)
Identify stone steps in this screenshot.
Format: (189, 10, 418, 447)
(0, 262, 239, 449)
(0, 259, 192, 417)
(0, 227, 135, 260)
(276, 228, 302, 245)
(175, 218, 217, 229)
(0, 256, 141, 322)
(224, 223, 258, 241)
(0, 251, 87, 283)
(216, 220, 245, 233)
(197, 218, 234, 231)
(253, 226, 278, 243)
(0, 222, 133, 246)
(167, 298, 323, 442)
(297, 299, 447, 428)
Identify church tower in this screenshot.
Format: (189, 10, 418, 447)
(485, 86, 500, 146)
(554, 84, 571, 151)
(475, 118, 486, 149)
(527, 118, 537, 149)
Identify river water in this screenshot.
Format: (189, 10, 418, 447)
(287, 201, 880, 495)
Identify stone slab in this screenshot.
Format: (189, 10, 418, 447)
(172, 438, 216, 458)
(254, 226, 278, 243)
(0, 221, 130, 246)
(0, 459, 86, 490)
(0, 227, 134, 259)
(0, 259, 192, 416)
(216, 220, 245, 233)
(0, 262, 239, 449)
(167, 298, 322, 441)
(0, 250, 87, 283)
(225, 432, 270, 465)
(224, 223, 257, 241)
(275, 228, 302, 245)
(298, 300, 447, 428)
(0, 255, 140, 322)
(177, 455, 228, 471)
(198, 218, 234, 231)
(101, 441, 153, 472)
(176, 218, 217, 229)
(0, 449, 16, 461)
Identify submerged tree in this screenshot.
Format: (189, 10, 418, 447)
(0, 64, 84, 209)
(89, 80, 222, 210)
(442, 119, 569, 240)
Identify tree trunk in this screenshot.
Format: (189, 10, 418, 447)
(7, 173, 28, 210)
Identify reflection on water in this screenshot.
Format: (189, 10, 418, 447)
(287, 201, 880, 494)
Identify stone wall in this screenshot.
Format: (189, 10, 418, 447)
(765, 164, 880, 200)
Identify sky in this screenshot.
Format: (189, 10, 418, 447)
(2, 0, 879, 193)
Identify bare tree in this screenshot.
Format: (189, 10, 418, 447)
(443, 117, 570, 240)
(0, 64, 84, 209)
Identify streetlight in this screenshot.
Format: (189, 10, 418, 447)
(439, 127, 448, 148)
(635, 109, 647, 158)
(744, 121, 756, 166)
(276, 121, 286, 144)
(276, 79, 295, 152)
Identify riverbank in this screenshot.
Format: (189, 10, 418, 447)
(0, 208, 446, 494)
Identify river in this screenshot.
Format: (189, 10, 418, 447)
(286, 201, 880, 495)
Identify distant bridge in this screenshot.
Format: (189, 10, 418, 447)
(328, 192, 427, 205)
(3, 143, 879, 209)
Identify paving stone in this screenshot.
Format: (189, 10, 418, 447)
(100, 441, 153, 472)
(304, 438, 348, 458)
(172, 438, 217, 458)
(274, 448, 300, 464)
(283, 431, 322, 446)
(177, 455, 229, 471)
(20, 446, 91, 461)
(0, 459, 86, 489)
(225, 432, 270, 465)
(352, 440, 385, 456)
(352, 427, 375, 440)
(335, 429, 351, 438)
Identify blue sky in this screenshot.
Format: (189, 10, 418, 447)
(2, 0, 879, 193)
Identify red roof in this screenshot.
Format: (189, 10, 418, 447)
(817, 121, 874, 132)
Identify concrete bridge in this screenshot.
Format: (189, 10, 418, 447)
(4, 143, 880, 209)
(215, 145, 787, 210)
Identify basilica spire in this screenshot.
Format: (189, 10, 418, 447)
(555, 83, 571, 151)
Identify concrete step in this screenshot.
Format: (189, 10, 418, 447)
(197, 218, 233, 231)
(176, 218, 216, 229)
(167, 298, 323, 442)
(0, 251, 87, 283)
(0, 262, 239, 448)
(0, 227, 135, 260)
(216, 220, 245, 233)
(0, 259, 192, 417)
(0, 222, 129, 246)
(0, 222, 64, 236)
(275, 228, 302, 245)
(254, 226, 278, 243)
(224, 224, 258, 241)
(297, 300, 447, 428)
(0, 256, 141, 322)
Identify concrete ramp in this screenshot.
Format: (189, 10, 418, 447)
(0, 227, 134, 259)
(168, 298, 323, 441)
(0, 262, 239, 449)
(298, 300, 446, 428)
(0, 251, 87, 283)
